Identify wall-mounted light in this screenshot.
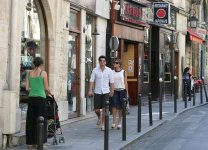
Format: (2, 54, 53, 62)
(189, 15, 198, 28)
(92, 25, 100, 35)
(188, 9, 198, 28)
(83, 25, 88, 33)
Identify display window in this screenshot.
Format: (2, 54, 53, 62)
(85, 14, 95, 112)
(20, 0, 44, 119)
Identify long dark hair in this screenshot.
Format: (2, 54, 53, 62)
(183, 67, 190, 76)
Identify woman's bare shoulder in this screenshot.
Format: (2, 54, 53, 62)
(41, 70, 47, 77)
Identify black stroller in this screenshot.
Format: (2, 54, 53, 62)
(46, 95, 65, 145)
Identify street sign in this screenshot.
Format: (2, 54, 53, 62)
(110, 50, 118, 58)
(109, 36, 119, 50)
(153, 2, 170, 24)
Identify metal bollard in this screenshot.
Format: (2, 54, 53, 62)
(122, 98, 127, 141)
(184, 82, 187, 108)
(200, 82, 203, 104)
(159, 78, 163, 120)
(174, 76, 177, 113)
(148, 93, 153, 126)
(193, 84, 196, 106)
(202, 77, 208, 102)
(104, 100, 109, 150)
(137, 94, 142, 132)
(37, 116, 44, 150)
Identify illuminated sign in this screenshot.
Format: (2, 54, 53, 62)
(120, 0, 145, 25)
(153, 2, 170, 24)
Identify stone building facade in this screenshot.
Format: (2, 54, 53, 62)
(0, 0, 109, 147)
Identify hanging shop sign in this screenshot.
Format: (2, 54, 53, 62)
(153, 2, 170, 24)
(196, 27, 207, 40)
(120, 0, 146, 25)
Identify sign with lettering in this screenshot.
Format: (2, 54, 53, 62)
(196, 27, 207, 40)
(120, 0, 145, 25)
(153, 2, 170, 24)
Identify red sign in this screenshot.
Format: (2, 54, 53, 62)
(153, 2, 170, 24)
(156, 9, 166, 18)
(120, 0, 145, 25)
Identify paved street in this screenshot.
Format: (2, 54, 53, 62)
(6, 92, 208, 150)
(126, 104, 208, 150)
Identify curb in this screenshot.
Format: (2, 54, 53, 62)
(119, 102, 208, 150)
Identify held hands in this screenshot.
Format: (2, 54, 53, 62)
(88, 90, 93, 97)
(109, 90, 114, 97)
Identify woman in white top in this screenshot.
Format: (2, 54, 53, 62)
(111, 58, 128, 129)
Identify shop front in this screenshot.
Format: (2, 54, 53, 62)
(20, 0, 49, 120)
(149, 25, 175, 101)
(69, 0, 110, 116)
(107, 0, 146, 105)
(142, 5, 179, 101)
(186, 28, 204, 78)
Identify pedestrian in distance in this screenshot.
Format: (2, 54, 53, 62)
(111, 58, 129, 130)
(182, 67, 192, 101)
(88, 55, 114, 131)
(25, 57, 51, 149)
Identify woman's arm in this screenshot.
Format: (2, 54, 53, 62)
(25, 70, 30, 92)
(124, 71, 129, 96)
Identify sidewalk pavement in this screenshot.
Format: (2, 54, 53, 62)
(6, 92, 208, 150)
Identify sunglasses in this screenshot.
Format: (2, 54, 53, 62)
(99, 59, 106, 62)
(114, 61, 119, 64)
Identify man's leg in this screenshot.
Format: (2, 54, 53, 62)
(95, 109, 101, 125)
(94, 94, 102, 126)
(101, 93, 110, 130)
(187, 85, 191, 101)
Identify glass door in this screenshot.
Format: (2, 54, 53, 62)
(67, 34, 80, 117)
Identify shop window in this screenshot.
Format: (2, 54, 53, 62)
(20, 0, 43, 119)
(67, 35, 77, 113)
(143, 44, 149, 83)
(85, 14, 95, 112)
(164, 35, 171, 82)
(69, 9, 79, 31)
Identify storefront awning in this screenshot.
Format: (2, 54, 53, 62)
(187, 28, 203, 44)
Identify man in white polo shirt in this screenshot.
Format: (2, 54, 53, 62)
(88, 55, 114, 131)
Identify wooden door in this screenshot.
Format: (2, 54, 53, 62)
(122, 42, 140, 105)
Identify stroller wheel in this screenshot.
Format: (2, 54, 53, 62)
(53, 138, 58, 145)
(59, 137, 65, 143)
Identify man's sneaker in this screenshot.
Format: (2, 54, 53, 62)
(117, 124, 121, 130)
(101, 125, 105, 131)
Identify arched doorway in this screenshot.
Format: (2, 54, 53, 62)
(19, 0, 47, 119)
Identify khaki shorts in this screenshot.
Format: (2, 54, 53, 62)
(94, 93, 109, 109)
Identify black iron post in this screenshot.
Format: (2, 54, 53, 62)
(122, 98, 127, 141)
(200, 82, 203, 104)
(184, 82, 187, 108)
(148, 93, 153, 126)
(193, 83, 196, 106)
(137, 94, 142, 132)
(37, 116, 44, 150)
(200, 50, 203, 104)
(104, 100, 109, 150)
(159, 78, 163, 120)
(202, 77, 208, 102)
(174, 76, 177, 113)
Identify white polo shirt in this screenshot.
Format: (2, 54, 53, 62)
(90, 66, 114, 94)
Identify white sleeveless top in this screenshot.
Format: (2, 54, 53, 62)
(113, 70, 125, 90)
